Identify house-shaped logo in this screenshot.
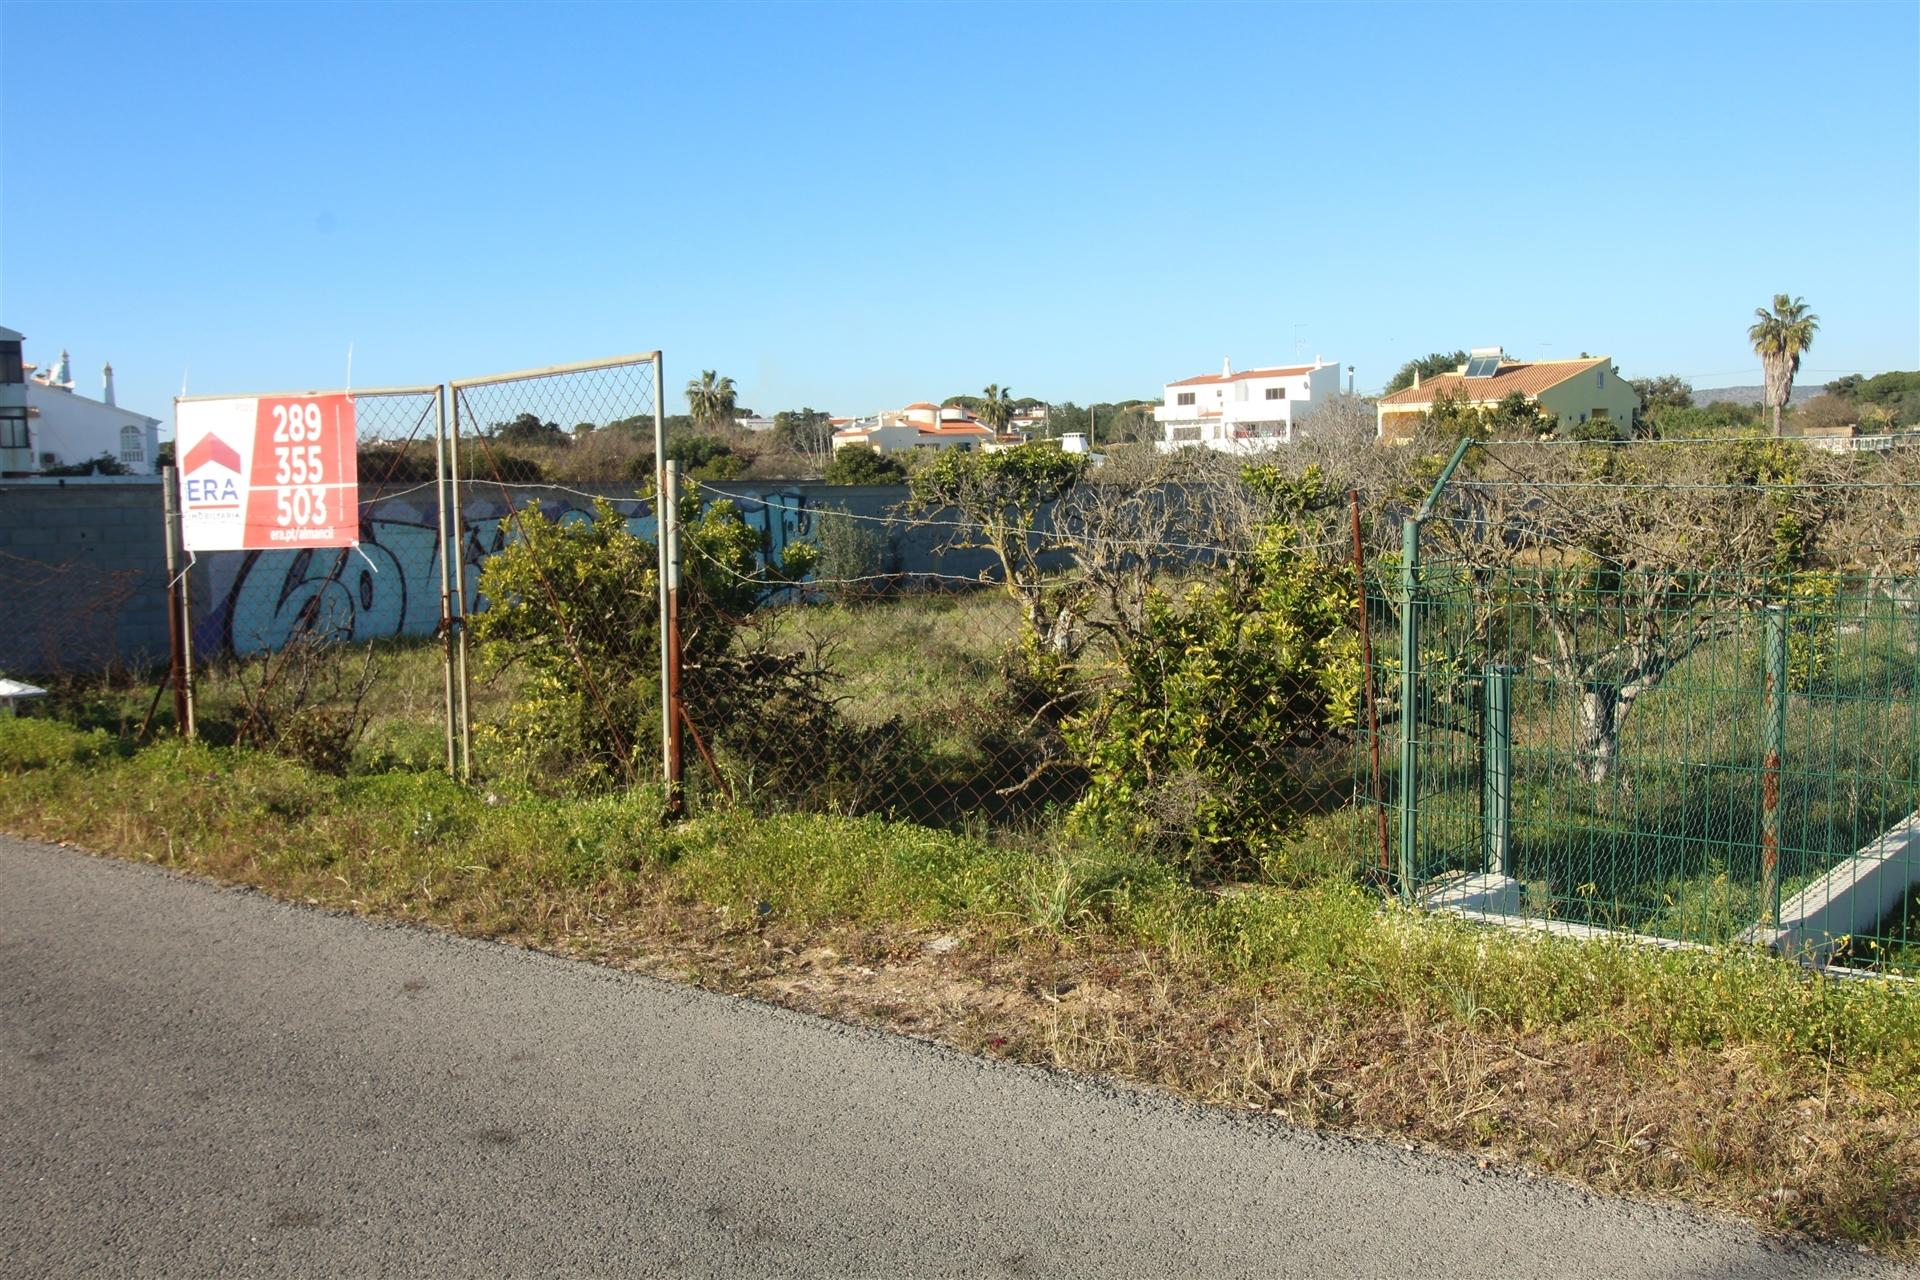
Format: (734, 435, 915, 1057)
(182, 433, 243, 475)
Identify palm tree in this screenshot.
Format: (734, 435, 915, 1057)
(685, 370, 737, 432)
(976, 383, 1014, 433)
(1748, 295, 1819, 438)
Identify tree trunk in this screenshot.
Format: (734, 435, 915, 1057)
(1772, 401, 1783, 439)
(1577, 682, 1620, 784)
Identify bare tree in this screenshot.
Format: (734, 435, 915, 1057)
(1421, 440, 1831, 783)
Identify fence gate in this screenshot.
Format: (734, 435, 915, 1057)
(444, 352, 666, 785)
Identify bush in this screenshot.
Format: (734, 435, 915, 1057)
(1065, 470, 1360, 877)
(226, 632, 380, 775)
(810, 506, 891, 595)
(823, 444, 907, 485)
(471, 495, 819, 793)
(623, 432, 748, 484)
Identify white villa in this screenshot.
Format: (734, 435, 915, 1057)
(1154, 357, 1343, 452)
(0, 331, 162, 477)
(831, 401, 1024, 455)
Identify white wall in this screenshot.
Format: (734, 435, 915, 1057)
(25, 383, 162, 475)
(1155, 361, 1342, 451)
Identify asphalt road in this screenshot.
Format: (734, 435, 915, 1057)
(2, 835, 1909, 1279)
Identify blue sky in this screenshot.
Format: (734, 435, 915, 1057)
(4, 0, 1916, 430)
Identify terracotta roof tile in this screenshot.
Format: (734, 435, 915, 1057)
(1376, 358, 1610, 407)
(1167, 364, 1316, 388)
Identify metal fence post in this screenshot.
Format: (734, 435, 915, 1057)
(662, 458, 686, 815)
(1760, 603, 1788, 925)
(160, 465, 194, 738)
(447, 384, 473, 780)
(1483, 663, 1513, 878)
(1396, 517, 1422, 901)
(434, 384, 458, 777)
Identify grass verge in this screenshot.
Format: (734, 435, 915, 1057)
(2, 717, 1916, 1257)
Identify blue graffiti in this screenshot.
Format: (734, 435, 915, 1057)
(195, 489, 814, 656)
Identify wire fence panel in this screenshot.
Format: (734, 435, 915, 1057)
(1375, 437, 1920, 973)
(0, 549, 143, 677)
(674, 460, 1370, 878)
(448, 353, 663, 788)
(184, 388, 445, 773)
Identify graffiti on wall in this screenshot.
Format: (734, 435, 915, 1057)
(195, 488, 817, 655)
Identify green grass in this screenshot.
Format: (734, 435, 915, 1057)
(2, 716, 1918, 1257)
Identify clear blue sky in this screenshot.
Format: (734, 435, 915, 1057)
(4, 0, 1916, 431)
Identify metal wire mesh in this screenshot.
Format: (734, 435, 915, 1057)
(0, 549, 143, 676)
(183, 388, 446, 771)
(673, 463, 1368, 873)
(1367, 437, 1920, 972)
(448, 354, 663, 788)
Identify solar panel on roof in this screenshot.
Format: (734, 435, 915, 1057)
(1464, 355, 1500, 378)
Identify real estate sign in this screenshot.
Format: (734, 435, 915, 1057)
(176, 394, 358, 551)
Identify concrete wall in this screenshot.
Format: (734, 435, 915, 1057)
(0, 477, 172, 673)
(0, 478, 1006, 672)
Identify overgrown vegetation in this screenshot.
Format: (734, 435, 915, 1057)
(1, 715, 1915, 1256)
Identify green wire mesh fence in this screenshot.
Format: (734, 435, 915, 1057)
(1362, 438, 1920, 972)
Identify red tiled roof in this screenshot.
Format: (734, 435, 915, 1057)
(1167, 364, 1315, 388)
(1376, 358, 1609, 407)
(903, 401, 938, 410)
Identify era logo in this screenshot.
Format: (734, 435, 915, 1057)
(185, 475, 240, 503)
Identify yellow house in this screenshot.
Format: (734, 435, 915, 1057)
(1375, 348, 1641, 442)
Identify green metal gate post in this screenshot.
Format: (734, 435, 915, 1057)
(1759, 603, 1788, 926)
(1483, 664, 1513, 879)
(1396, 518, 1422, 901)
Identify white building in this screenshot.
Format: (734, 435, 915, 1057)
(0, 332, 162, 476)
(1154, 357, 1343, 452)
(831, 401, 1020, 455)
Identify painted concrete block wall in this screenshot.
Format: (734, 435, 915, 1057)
(0, 478, 172, 673)
(1, 479, 1018, 673)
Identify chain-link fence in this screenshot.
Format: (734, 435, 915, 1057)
(447, 353, 664, 785)
(0, 549, 143, 676)
(1369, 438, 1920, 971)
(180, 386, 445, 768)
(670, 452, 1371, 876)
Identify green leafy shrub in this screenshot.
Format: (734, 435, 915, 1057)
(1065, 470, 1360, 877)
(472, 495, 821, 794)
(823, 444, 907, 485)
(472, 499, 665, 791)
(809, 506, 891, 596)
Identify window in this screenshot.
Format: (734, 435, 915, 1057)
(1264, 387, 1286, 400)
(120, 424, 145, 464)
(0, 341, 22, 385)
(1590, 407, 1610, 421)
(1172, 425, 1201, 442)
(0, 407, 27, 450)
(1596, 369, 1605, 388)
(1176, 392, 1196, 406)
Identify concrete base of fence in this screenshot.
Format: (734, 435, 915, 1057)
(1419, 872, 1524, 917)
(1743, 812, 1920, 966)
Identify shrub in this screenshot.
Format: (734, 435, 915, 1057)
(226, 631, 380, 775)
(471, 495, 819, 793)
(1065, 470, 1360, 877)
(809, 506, 891, 596)
(823, 444, 907, 485)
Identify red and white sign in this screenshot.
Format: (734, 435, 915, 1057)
(176, 394, 358, 552)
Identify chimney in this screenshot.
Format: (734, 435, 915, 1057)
(1222, 356, 1232, 377)
(1347, 365, 1355, 395)
(1413, 369, 1421, 390)
(102, 362, 115, 407)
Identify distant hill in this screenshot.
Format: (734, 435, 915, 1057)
(1691, 385, 1823, 407)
